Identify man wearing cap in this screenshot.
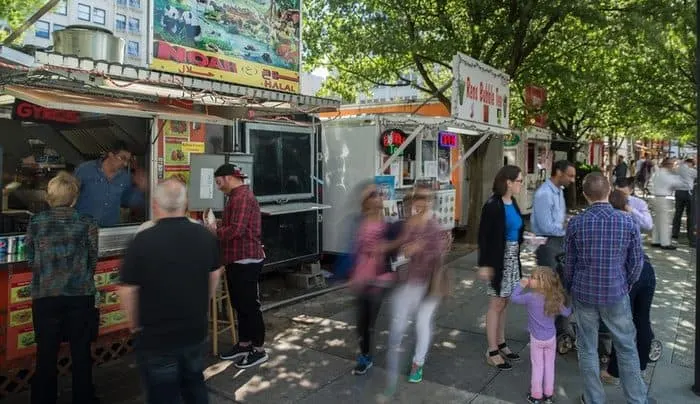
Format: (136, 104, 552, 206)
(207, 164, 268, 368)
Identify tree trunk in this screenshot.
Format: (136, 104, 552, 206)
(566, 147, 578, 208)
(465, 138, 490, 244)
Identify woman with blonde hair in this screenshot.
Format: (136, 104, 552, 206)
(512, 267, 572, 404)
(26, 172, 99, 404)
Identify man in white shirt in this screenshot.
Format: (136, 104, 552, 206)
(672, 158, 697, 244)
(651, 158, 684, 250)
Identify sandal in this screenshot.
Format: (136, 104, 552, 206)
(486, 350, 512, 370)
(498, 343, 521, 361)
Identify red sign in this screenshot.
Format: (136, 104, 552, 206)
(438, 131, 458, 148)
(12, 100, 80, 124)
(379, 129, 407, 155)
(524, 86, 548, 128)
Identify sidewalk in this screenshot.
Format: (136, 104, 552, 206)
(5, 241, 697, 403)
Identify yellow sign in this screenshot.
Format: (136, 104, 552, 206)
(151, 41, 300, 94)
(181, 141, 206, 153)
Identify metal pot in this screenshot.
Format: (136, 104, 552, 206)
(52, 25, 125, 64)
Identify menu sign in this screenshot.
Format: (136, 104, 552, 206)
(12, 100, 81, 125)
(161, 120, 207, 185)
(5, 258, 129, 360)
(452, 53, 510, 130)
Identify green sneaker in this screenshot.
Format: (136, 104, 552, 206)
(408, 363, 423, 383)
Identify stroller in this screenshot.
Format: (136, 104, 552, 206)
(553, 254, 663, 364)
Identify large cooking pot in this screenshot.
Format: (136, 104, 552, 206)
(52, 25, 125, 64)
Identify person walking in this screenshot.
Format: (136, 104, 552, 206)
(599, 190, 657, 386)
(651, 158, 683, 250)
(672, 158, 697, 245)
(383, 186, 449, 398)
(563, 173, 647, 404)
(478, 165, 525, 370)
(26, 172, 99, 404)
(349, 184, 400, 375)
(511, 268, 572, 404)
(118, 179, 222, 404)
(209, 164, 268, 368)
(530, 160, 576, 268)
(612, 155, 628, 184)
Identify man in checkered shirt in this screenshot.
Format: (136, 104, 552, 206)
(564, 172, 647, 404)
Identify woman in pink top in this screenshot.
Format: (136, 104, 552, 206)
(349, 184, 400, 375)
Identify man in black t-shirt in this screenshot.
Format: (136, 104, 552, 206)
(118, 179, 222, 404)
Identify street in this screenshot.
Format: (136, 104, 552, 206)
(5, 238, 696, 404)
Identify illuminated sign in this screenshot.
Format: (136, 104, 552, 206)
(379, 128, 407, 155)
(12, 100, 80, 124)
(438, 131, 458, 148)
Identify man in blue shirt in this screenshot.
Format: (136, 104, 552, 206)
(564, 173, 646, 404)
(74, 141, 146, 227)
(530, 160, 576, 267)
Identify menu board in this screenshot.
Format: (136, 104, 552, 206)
(162, 120, 206, 186)
(5, 258, 129, 360)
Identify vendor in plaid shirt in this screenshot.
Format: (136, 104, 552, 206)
(563, 173, 647, 404)
(207, 163, 268, 368)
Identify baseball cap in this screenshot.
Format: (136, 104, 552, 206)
(214, 163, 248, 179)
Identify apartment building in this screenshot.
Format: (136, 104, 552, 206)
(23, 0, 148, 66)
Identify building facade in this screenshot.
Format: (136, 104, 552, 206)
(23, 0, 148, 66)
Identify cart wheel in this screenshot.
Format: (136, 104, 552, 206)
(600, 354, 609, 365)
(649, 339, 663, 362)
(557, 335, 571, 355)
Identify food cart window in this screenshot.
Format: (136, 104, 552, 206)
(1, 115, 151, 234)
(421, 139, 437, 178)
(526, 143, 536, 174)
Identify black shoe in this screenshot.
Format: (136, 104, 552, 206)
(498, 343, 521, 361)
(672, 235, 679, 240)
(527, 394, 543, 404)
(580, 395, 585, 404)
(651, 243, 661, 248)
(219, 343, 252, 361)
(235, 349, 269, 369)
(660, 245, 677, 250)
(543, 396, 554, 404)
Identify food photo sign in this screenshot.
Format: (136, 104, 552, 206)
(151, 0, 301, 93)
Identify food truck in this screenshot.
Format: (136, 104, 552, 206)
(0, 45, 337, 395)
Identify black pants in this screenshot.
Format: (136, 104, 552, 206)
(32, 295, 96, 404)
(225, 262, 265, 347)
(607, 258, 656, 377)
(356, 290, 385, 357)
(672, 190, 695, 241)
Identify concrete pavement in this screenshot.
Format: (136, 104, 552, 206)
(5, 240, 697, 403)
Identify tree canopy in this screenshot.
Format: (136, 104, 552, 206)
(0, 0, 47, 42)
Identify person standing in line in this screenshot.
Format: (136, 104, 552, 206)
(27, 172, 99, 404)
(614, 177, 654, 233)
(564, 173, 647, 404)
(672, 158, 697, 245)
(478, 165, 525, 370)
(612, 155, 628, 184)
(382, 186, 449, 398)
(118, 179, 222, 404)
(635, 154, 652, 195)
(530, 160, 576, 268)
(209, 164, 268, 368)
(650, 158, 684, 250)
(511, 268, 572, 404)
(349, 184, 401, 375)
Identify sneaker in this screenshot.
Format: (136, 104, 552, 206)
(543, 396, 554, 404)
(219, 343, 252, 361)
(235, 349, 269, 369)
(408, 363, 423, 383)
(352, 354, 373, 375)
(527, 394, 543, 404)
(580, 395, 585, 404)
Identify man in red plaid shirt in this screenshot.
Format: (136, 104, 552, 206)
(209, 164, 268, 368)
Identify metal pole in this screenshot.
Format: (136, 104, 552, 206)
(693, 0, 700, 396)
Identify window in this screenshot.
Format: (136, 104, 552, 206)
(115, 14, 126, 31)
(128, 0, 140, 8)
(127, 41, 139, 57)
(116, 0, 127, 6)
(128, 17, 139, 33)
(53, 24, 65, 33)
(54, 0, 67, 15)
(77, 4, 90, 21)
(35, 21, 50, 39)
(93, 8, 105, 25)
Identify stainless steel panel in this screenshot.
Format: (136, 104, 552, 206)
(260, 202, 330, 216)
(53, 25, 125, 64)
(187, 154, 226, 212)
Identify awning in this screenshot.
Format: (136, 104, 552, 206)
(260, 202, 331, 216)
(4, 85, 233, 125)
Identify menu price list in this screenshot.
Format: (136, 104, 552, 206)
(5, 258, 130, 360)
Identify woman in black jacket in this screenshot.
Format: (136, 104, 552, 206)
(478, 165, 524, 370)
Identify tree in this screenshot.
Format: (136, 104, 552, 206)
(0, 0, 49, 42)
(304, 0, 603, 242)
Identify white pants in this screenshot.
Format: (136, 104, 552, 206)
(386, 282, 441, 386)
(652, 197, 673, 246)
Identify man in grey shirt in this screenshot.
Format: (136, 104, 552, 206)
(672, 158, 697, 244)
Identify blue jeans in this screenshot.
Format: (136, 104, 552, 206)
(136, 340, 209, 404)
(574, 297, 647, 404)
